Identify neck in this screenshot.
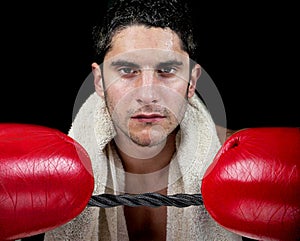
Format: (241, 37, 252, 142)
(114, 129, 178, 173)
(113, 128, 178, 193)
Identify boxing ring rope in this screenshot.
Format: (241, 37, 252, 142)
(88, 193, 203, 208)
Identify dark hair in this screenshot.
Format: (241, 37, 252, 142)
(92, 0, 198, 63)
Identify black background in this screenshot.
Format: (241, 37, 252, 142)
(1, 1, 299, 134)
(1, 2, 298, 241)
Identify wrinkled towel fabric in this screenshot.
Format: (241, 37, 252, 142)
(44, 92, 242, 241)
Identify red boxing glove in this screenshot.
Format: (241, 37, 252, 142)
(201, 127, 300, 241)
(0, 123, 94, 240)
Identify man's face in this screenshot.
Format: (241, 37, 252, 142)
(98, 26, 198, 147)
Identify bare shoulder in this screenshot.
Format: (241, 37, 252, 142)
(215, 125, 238, 145)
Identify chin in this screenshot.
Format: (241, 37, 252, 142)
(130, 133, 168, 147)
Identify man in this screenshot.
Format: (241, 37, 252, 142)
(44, 0, 242, 240)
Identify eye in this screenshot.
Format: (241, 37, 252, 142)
(158, 67, 175, 73)
(157, 67, 177, 77)
(118, 67, 140, 78)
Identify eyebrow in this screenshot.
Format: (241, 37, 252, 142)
(110, 60, 183, 69)
(156, 60, 183, 69)
(111, 60, 140, 68)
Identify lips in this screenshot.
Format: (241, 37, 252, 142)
(131, 113, 166, 123)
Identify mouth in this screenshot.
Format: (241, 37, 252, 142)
(131, 113, 166, 123)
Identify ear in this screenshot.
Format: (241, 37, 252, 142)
(187, 63, 201, 98)
(92, 62, 104, 98)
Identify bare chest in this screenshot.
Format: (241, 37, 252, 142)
(124, 205, 167, 241)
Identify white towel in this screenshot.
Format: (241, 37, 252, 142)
(44, 92, 242, 241)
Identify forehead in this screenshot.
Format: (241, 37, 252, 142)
(104, 25, 188, 61)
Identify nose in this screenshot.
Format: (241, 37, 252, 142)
(135, 69, 160, 105)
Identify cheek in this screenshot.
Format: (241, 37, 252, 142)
(163, 83, 189, 107)
(167, 81, 189, 97)
(105, 86, 135, 120)
(106, 81, 188, 112)
(105, 89, 120, 113)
